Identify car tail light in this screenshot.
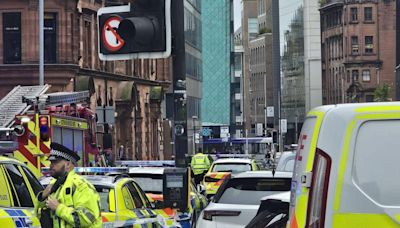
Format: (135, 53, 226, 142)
(204, 176, 219, 182)
(203, 210, 241, 221)
(305, 148, 331, 228)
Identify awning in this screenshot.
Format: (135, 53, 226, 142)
(75, 76, 95, 96)
(149, 86, 163, 101)
(116, 81, 137, 106)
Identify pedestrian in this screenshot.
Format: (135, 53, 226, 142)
(118, 144, 126, 160)
(190, 149, 211, 185)
(35, 142, 102, 228)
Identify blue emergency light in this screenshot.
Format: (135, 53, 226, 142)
(41, 167, 129, 175)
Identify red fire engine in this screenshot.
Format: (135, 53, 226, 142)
(0, 85, 99, 177)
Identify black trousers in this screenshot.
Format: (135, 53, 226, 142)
(194, 172, 206, 185)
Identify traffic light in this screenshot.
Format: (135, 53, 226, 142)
(98, 0, 171, 60)
(39, 116, 50, 142)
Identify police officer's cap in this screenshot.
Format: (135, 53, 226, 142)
(48, 142, 80, 163)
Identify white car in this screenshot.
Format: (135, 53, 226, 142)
(275, 151, 296, 172)
(196, 171, 292, 228)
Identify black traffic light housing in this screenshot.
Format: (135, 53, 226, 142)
(99, 0, 166, 55)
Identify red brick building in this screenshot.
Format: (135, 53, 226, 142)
(0, 0, 172, 160)
(320, 0, 396, 104)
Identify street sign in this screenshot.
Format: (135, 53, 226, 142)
(202, 128, 211, 137)
(102, 16, 124, 52)
(174, 124, 184, 136)
(256, 123, 263, 136)
(97, 1, 172, 61)
(267, 106, 274, 117)
(220, 126, 229, 138)
(281, 119, 287, 134)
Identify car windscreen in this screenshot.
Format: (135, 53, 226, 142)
(212, 163, 252, 173)
(130, 174, 163, 194)
(215, 177, 291, 205)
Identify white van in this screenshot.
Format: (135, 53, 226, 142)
(289, 102, 400, 228)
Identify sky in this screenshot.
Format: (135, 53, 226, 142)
(234, 0, 242, 31)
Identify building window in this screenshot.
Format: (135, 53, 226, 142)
(351, 8, 358, 22)
(364, 7, 373, 21)
(44, 13, 57, 63)
(351, 36, 359, 55)
(352, 70, 359, 82)
(3, 13, 21, 64)
(365, 36, 373, 54)
(347, 70, 350, 83)
(362, 70, 371, 82)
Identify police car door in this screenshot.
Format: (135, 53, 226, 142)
(1, 163, 41, 227)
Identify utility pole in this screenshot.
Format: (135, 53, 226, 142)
(171, 0, 188, 167)
(39, 0, 44, 85)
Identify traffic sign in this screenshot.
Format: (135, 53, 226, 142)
(102, 16, 125, 52)
(267, 106, 274, 117)
(97, 1, 172, 61)
(174, 124, 184, 136)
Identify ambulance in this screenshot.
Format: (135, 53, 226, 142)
(289, 102, 400, 228)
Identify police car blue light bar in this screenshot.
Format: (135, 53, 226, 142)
(74, 167, 129, 173)
(41, 167, 129, 174)
(115, 160, 175, 167)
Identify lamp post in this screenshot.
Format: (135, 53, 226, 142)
(192, 116, 198, 154)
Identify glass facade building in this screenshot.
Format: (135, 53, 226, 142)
(279, 0, 305, 144)
(201, 0, 232, 125)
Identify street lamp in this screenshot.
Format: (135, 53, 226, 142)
(192, 116, 198, 154)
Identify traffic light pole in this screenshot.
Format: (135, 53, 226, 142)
(171, 0, 188, 168)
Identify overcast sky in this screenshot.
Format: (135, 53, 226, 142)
(234, 0, 242, 31)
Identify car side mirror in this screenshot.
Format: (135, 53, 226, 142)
(197, 184, 206, 195)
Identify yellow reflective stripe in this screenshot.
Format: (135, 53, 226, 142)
(355, 105, 400, 113)
(333, 213, 400, 228)
(355, 113, 400, 120)
(306, 111, 324, 171)
(294, 194, 308, 228)
(334, 119, 356, 212)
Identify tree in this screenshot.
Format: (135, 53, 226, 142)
(374, 84, 390, 102)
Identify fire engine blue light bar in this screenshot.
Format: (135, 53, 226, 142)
(115, 160, 175, 167)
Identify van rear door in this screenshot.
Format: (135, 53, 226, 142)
(289, 111, 324, 228)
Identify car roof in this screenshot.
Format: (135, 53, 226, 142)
(128, 167, 165, 175)
(0, 156, 26, 166)
(232, 170, 293, 179)
(213, 158, 253, 164)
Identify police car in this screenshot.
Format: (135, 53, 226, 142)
(116, 166, 208, 228)
(0, 156, 43, 227)
(40, 167, 179, 227)
(203, 157, 261, 198)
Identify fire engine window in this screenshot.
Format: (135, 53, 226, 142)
(52, 126, 62, 144)
(4, 164, 33, 207)
(0, 166, 12, 207)
(21, 166, 43, 196)
(62, 128, 73, 150)
(353, 120, 400, 206)
(73, 130, 84, 165)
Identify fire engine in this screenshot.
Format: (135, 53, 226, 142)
(0, 85, 99, 177)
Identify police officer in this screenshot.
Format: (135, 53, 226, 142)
(36, 142, 102, 228)
(190, 150, 211, 185)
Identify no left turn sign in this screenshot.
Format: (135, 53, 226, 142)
(102, 16, 125, 52)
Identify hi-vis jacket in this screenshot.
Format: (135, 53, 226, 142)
(36, 171, 102, 228)
(191, 153, 211, 175)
